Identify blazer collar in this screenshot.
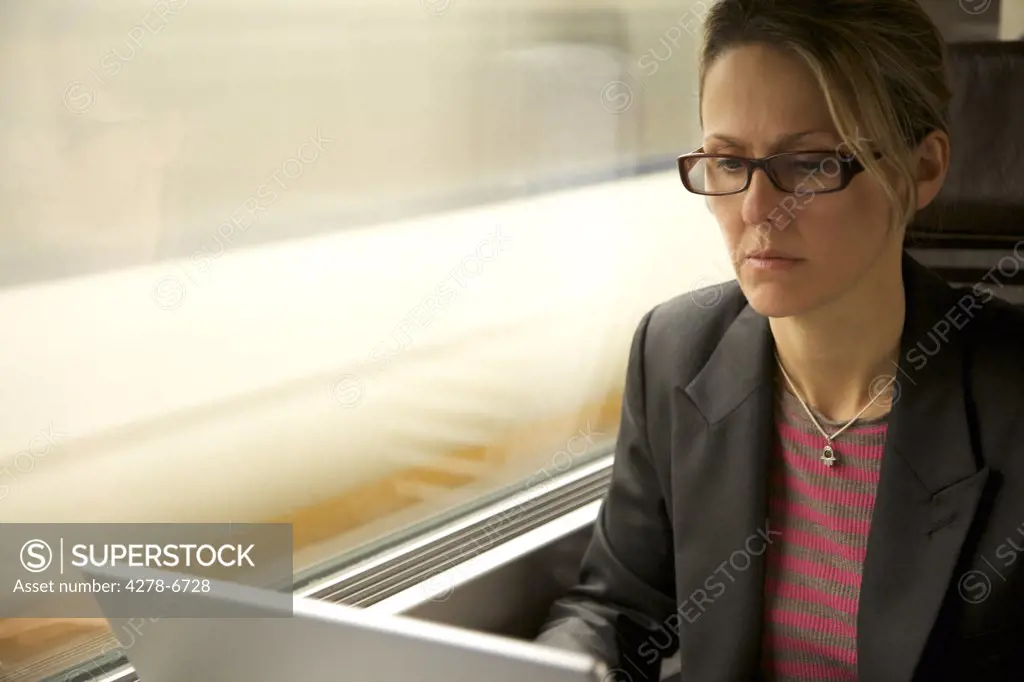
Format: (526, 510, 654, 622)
(683, 302, 772, 426)
(683, 251, 977, 491)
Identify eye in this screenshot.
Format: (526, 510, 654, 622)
(788, 153, 834, 172)
(713, 158, 746, 172)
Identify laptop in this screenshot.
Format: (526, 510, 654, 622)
(82, 563, 608, 682)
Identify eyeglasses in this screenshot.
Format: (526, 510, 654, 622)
(677, 148, 870, 196)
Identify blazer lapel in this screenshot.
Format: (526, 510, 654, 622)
(857, 254, 990, 681)
(675, 304, 775, 682)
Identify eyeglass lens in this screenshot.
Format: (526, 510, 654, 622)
(683, 153, 846, 195)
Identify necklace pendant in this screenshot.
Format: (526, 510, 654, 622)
(821, 444, 837, 467)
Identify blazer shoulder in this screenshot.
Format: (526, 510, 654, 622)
(641, 279, 747, 380)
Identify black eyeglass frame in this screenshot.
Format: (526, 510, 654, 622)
(676, 147, 872, 196)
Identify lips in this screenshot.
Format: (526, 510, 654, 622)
(740, 249, 803, 272)
(744, 250, 798, 260)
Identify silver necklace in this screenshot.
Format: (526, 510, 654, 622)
(774, 352, 895, 468)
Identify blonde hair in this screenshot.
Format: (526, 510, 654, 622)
(698, 0, 952, 232)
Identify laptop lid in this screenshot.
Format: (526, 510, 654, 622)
(81, 563, 608, 682)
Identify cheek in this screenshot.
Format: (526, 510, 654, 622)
(797, 186, 891, 254)
(708, 196, 745, 248)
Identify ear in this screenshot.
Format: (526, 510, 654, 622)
(913, 129, 950, 211)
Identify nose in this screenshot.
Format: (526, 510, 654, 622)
(740, 167, 786, 230)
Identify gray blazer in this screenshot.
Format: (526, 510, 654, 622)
(536, 252, 1024, 682)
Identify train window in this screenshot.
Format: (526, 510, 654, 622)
(0, 1, 1017, 681)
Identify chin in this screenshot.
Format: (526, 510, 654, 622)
(737, 279, 820, 319)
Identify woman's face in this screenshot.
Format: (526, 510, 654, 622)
(700, 44, 900, 319)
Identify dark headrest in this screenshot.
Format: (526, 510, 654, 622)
(910, 41, 1024, 239)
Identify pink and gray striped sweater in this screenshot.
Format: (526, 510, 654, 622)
(760, 381, 888, 681)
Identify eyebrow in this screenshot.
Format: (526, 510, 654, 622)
(704, 130, 836, 150)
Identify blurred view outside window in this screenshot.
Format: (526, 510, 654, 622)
(0, 0, 1012, 679)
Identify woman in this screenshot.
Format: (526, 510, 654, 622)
(536, 1, 1024, 681)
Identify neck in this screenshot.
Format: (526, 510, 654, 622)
(770, 250, 905, 423)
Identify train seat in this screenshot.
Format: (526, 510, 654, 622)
(905, 40, 1024, 306)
